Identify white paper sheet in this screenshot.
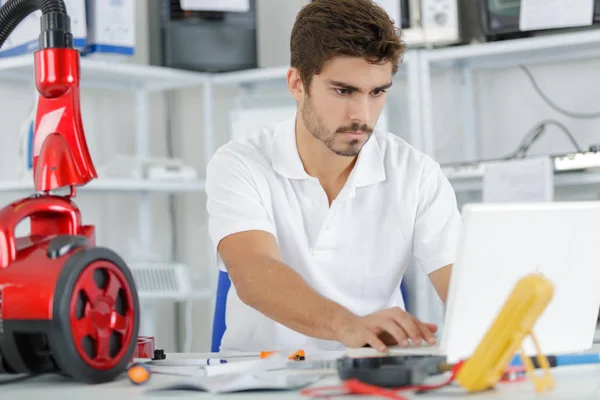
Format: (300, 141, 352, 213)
(374, 0, 401, 28)
(520, 0, 594, 31)
(149, 373, 323, 394)
(180, 0, 250, 12)
(482, 156, 554, 203)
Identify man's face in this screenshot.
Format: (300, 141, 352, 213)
(300, 56, 392, 157)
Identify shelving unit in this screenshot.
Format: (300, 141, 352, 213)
(211, 65, 289, 86)
(419, 29, 600, 162)
(0, 53, 211, 340)
(0, 53, 209, 91)
(0, 178, 205, 193)
(427, 29, 600, 70)
(449, 171, 600, 193)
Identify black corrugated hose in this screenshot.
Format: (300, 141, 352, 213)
(0, 0, 67, 50)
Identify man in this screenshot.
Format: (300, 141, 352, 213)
(205, 0, 462, 353)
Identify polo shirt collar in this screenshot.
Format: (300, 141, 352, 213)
(272, 114, 311, 180)
(272, 113, 386, 187)
(348, 133, 386, 188)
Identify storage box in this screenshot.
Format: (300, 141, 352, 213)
(0, 0, 87, 58)
(82, 0, 135, 57)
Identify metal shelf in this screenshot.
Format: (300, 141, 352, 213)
(210, 50, 413, 86)
(425, 29, 600, 70)
(0, 54, 209, 92)
(0, 178, 205, 194)
(449, 171, 600, 193)
(212, 65, 290, 85)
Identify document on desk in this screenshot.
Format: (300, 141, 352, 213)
(149, 372, 323, 394)
(147, 353, 325, 394)
(520, 0, 594, 31)
(482, 156, 554, 203)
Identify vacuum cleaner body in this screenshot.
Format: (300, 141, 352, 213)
(0, 195, 140, 383)
(0, 0, 140, 384)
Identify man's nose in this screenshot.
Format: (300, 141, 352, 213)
(347, 95, 370, 126)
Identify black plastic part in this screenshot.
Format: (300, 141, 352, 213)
(0, 0, 70, 51)
(0, 0, 39, 49)
(152, 349, 166, 360)
(47, 234, 89, 259)
(0, 320, 56, 374)
(336, 355, 444, 389)
(39, 11, 72, 49)
(532, 355, 557, 368)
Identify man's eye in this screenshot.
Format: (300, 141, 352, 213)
(372, 89, 386, 97)
(335, 88, 351, 95)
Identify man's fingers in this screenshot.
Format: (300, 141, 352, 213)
(379, 318, 409, 346)
(415, 320, 437, 344)
(395, 316, 423, 345)
(365, 329, 387, 352)
(424, 322, 438, 332)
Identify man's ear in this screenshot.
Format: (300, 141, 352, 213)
(287, 67, 305, 102)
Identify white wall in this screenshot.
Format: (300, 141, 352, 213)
(0, 0, 216, 353)
(1, 1, 599, 352)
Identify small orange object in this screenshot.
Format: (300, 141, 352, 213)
(260, 349, 305, 360)
(290, 350, 305, 361)
(260, 351, 276, 359)
(127, 362, 151, 385)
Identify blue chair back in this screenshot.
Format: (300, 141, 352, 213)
(211, 270, 231, 352)
(211, 271, 409, 352)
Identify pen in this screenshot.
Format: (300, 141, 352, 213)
(510, 353, 600, 368)
(149, 358, 228, 366)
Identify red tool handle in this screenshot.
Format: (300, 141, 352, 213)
(0, 196, 81, 268)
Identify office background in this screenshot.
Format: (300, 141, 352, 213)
(0, 0, 598, 353)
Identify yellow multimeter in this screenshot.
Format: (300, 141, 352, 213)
(456, 273, 555, 393)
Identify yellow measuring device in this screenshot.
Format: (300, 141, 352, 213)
(456, 273, 555, 393)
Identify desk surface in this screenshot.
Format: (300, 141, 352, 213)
(2, 353, 600, 399)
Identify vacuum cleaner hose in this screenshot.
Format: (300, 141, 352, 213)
(0, 0, 69, 51)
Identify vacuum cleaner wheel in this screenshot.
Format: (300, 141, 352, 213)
(51, 246, 140, 384)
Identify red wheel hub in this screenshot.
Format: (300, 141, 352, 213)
(69, 260, 135, 370)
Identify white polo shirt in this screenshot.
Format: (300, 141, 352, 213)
(206, 113, 462, 352)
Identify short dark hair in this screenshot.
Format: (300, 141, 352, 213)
(290, 0, 406, 92)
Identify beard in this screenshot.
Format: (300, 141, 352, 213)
(301, 95, 374, 157)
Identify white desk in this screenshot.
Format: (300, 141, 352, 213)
(2, 354, 600, 399)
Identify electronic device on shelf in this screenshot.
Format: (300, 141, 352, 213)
(441, 147, 600, 180)
(148, 0, 257, 72)
(472, 0, 600, 42)
(400, 0, 463, 48)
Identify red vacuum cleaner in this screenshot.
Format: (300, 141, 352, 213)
(0, 0, 140, 383)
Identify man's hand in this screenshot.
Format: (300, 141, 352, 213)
(335, 307, 438, 352)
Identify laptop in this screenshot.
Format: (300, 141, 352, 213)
(348, 202, 600, 363)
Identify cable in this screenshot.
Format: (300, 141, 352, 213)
(301, 361, 464, 399)
(536, 119, 583, 152)
(519, 65, 600, 119)
(504, 119, 583, 160)
(0, 0, 68, 50)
